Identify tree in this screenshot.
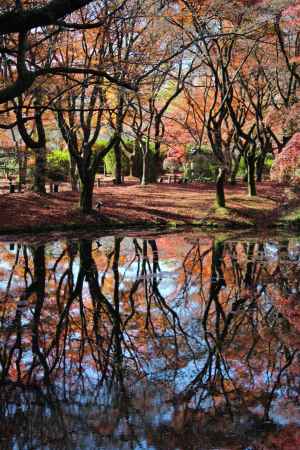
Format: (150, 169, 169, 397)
(105, 0, 154, 184)
(0, 1, 134, 104)
(15, 91, 48, 193)
(55, 75, 116, 212)
(0, 0, 95, 33)
(270, 132, 300, 184)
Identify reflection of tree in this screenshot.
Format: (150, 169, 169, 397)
(175, 237, 300, 436)
(0, 235, 300, 449)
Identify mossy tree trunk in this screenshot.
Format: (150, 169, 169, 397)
(18, 150, 27, 186)
(70, 155, 79, 192)
(79, 175, 95, 214)
(141, 148, 148, 186)
(32, 146, 46, 193)
(216, 167, 226, 207)
(230, 153, 241, 185)
(16, 92, 47, 194)
(129, 157, 133, 177)
(114, 90, 124, 185)
(256, 153, 265, 183)
(247, 152, 256, 196)
(153, 119, 163, 182)
(114, 136, 122, 184)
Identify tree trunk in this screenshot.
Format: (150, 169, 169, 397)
(70, 155, 78, 192)
(216, 167, 226, 207)
(242, 155, 248, 182)
(129, 157, 133, 177)
(141, 151, 148, 186)
(153, 150, 162, 183)
(256, 153, 266, 183)
(80, 177, 94, 213)
(247, 154, 256, 196)
(32, 146, 46, 193)
(230, 154, 241, 185)
(114, 137, 122, 184)
(18, 151, 27, 186)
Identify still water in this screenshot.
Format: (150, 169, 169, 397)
(0, 230, 300, 450)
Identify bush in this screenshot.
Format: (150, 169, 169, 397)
(183, 164, 193, 181)
(133, 142, 162, 182)
(47, 149, 70, 181)
(103, 146, 130, 175)
(0, 157, 18, 178)
(265, 154, 274, 172)
(162, 158, 181, 173)
(97, 138, 161, 182)
(186, 148, 218, 181)
(237, 153, 274, 179)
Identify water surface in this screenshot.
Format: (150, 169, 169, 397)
(0, 230, 300, 449)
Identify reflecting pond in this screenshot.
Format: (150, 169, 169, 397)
(0, 231, 300, 449)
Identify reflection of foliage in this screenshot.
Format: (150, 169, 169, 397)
(0, 234, 300, 449)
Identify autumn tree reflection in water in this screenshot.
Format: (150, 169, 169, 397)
(0, 233, 300, 449)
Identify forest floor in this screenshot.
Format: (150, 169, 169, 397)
(0, 180, 300, 234)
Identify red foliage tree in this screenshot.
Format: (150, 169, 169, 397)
(271, 132, 300, 183)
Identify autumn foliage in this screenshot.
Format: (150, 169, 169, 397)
(271, 132, 300, 183)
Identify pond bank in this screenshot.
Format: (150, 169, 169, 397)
(0, 181, 299, 235)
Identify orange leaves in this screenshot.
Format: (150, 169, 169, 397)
(270, 132, 300, 183)
(282, 2, 300, 27)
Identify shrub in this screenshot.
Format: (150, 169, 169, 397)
(265, 154, 274, 171)
(97, 138, 161, 182)
(186, 148, 218, 181)
(183, 163, 193, 181)
(47, 149, 70, 181)
(162, 158, 181, 173)
(103, 146, 130, 175)
(237, 153, 274, 179)
(133, 142, 162, 182)
(237, 156, 246, 178)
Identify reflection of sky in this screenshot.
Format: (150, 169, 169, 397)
(270, 400, 300, 426)
(264, 242, 279, 261)
(0, 244, 20, 289)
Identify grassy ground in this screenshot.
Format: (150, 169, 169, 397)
(0, 180, 299, 234)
